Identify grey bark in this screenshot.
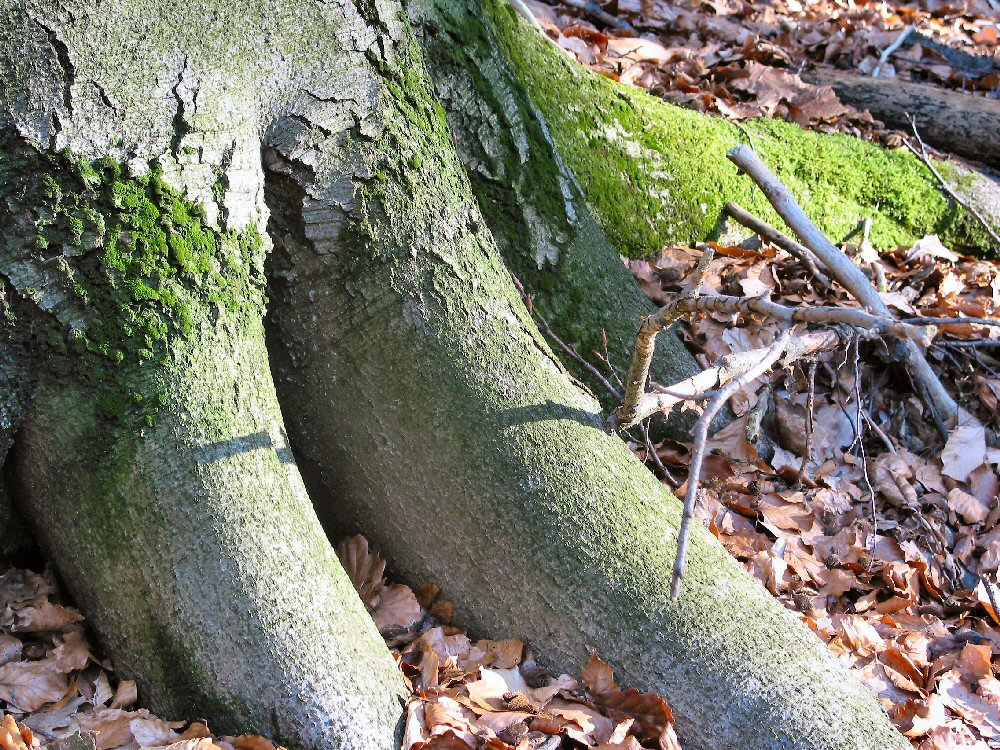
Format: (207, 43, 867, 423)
(408, 0, 701, 432)
(0, 1, 409, 746)
(261, 9, 909, 749)
(1, 1, 919, 748)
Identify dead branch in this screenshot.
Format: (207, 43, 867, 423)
(904, 116, 1000, 247)
(670, 327, 796, 599)
(726, 144, 958, 423)
(608, 329, 840, 432)
(512, 275, 622, 399)
(904, 316, 1000, 329)
(609, 288, 928, 433)
(871, 25, 916, 78)
(723, 202, 833, 288)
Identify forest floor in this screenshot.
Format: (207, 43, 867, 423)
(3, 2, 1000, 750)
(525, 0, 999, 145)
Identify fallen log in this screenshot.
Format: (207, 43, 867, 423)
(803, 68, 1000, 169)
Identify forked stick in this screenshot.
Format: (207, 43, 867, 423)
(726, 145, 957, 422)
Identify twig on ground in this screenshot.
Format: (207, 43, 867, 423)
(723, 202, 833, 288)
(939, 339, 1000, 347)
(670, 327, 795, 599)
(640, 421, 678, 488)
(609, 329, 839, 432)
(904, 116, 1000, 246)
(904, 316, 1000, 329)
(797, 360, 817, 484)
(861, 408, 897, 454)
(540, 0, 636, 31)
(607, 278, 922, 432)
(872, 25, 916, 78)
(726, 144, 958, 422)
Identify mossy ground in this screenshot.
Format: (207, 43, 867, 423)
(485, 0, 993, 258)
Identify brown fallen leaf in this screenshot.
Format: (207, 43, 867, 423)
(109, 681, 137, 711)
(942, 417, 987, 482)
(0, 660, 70, 712)
(336, 535, 387, 606)
(581, 653, 617, 696)
(0, 715, 37, 750)
(53, 632, 91, 674)
(0, 637, 21, 668)
(371, 584, 422, 634)
(947, 488, 990, 525)
(220, 736, 278, 750)
(11, 604, 84, 635)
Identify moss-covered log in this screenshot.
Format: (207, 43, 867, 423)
(262, 8, 908, 749)
(481, 0, 1000, 257)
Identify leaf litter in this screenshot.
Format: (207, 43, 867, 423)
(526, 0, 999, 145)
(619, 225, 1000, 749)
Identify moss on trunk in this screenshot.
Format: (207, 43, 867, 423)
(0, 140, 406, 749)
(482, 0, 1000, 257)
(408, 0, 700, 430)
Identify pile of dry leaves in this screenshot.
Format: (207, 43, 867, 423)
(619, 226, 1000, 749)
(0, 540, 681, 750)
(0, 568, 284, 750)
(525, 0, 998, 139)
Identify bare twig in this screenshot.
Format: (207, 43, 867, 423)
(609, 330, 840, 431)
(607, 283, 922, 433)
(723, 202, 833, 288)
(671, 328, 795, 599)
(797, 360, 817, 484)
(861, 408, 897, 454)
(904, 316, 1000, 329)
(904, 116, 1000, 246)
(512, 275, 622, 400)
(872, 25, 916, 78)
(726, 144, 958, 422)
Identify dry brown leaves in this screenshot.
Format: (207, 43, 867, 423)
(335, 538, 682, 750)
(0, 542, 682, 750)
(527, 0, 999, 144)
(625, 228, 1000, 749)
(0, 570, 290, 750)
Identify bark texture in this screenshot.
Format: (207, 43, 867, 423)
(804, 69, 1000, 170)
(408, 0, 700, 424)
(262, 7, 909, 749)
(0, 2, 409, 746)
(480, 0, 1000, 257)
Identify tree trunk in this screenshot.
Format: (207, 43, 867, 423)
(261, 10, 908, 750)
(0, 3, 408, 746)
(477, 0, 1000, 257)
(803, 69, 1000, 170)
(1, 2, 941, 749)
(407, 0, 700, 430)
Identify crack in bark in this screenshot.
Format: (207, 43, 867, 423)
(32, 17, 74, 146)
(169, 55, 191, 157)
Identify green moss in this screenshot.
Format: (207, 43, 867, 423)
(0, 134, 266, 425)
(484, 0, 996, 257)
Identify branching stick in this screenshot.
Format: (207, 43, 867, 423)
(726, 144, 958, 422)
(723, 202, 833, 288)
(670, 327, 795, 599)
